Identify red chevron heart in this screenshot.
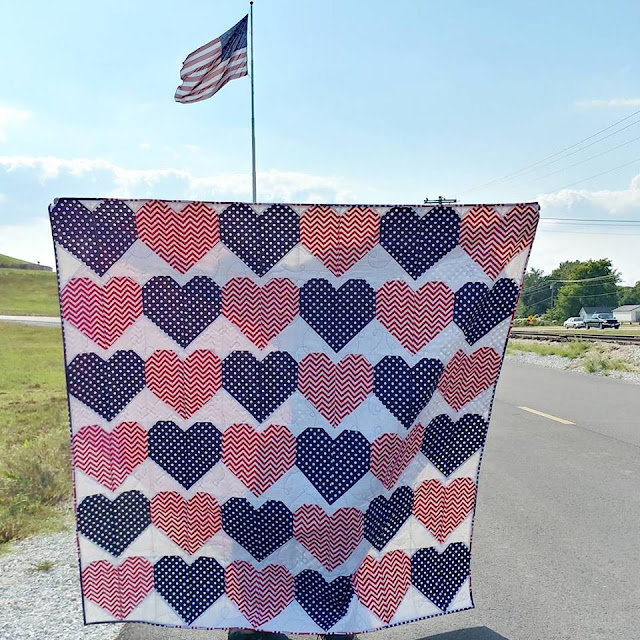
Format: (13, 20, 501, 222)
(413, 478, 476, 542)
(371, 423, 425, 490)
(82, 557, 153, 619)
(460, 204, 539, 279)
(300, 205, 380, 276)
(222, 423, 295, 496)
(221, 277, 299, 349)
(72, 422, 147, 491)
(352, 550, 410, 623)
(298, 353, 373, 427)
(145, 350, 222, 418)
(294, 504, 364, 570)
(226, 561, 294, 626)
(61, 277, 142, 349)
(150, 491, 221, 553)
(438, 347, 501, 411)
(136, 200, 219, 274)
(376, 281, 454, 353)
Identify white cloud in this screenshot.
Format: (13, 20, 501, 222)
(0, 105, 32, 141)
(0, 155, 361, 203)
(575, 98, 640, 108)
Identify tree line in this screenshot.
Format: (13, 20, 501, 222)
(517, 259, 640, 321)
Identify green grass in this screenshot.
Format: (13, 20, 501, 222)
(508, 338, 638, 374)
(507, 339, 591, 359)
(28, 560, 56, 572)
(0, 322, 70, 548)
(0, 254, 32, 268)
(0, 268, 60, 316)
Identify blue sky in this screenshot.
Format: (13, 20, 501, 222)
(1, 0, 639, 283)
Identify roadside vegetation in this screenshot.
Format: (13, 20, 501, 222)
(507, 338, 639, 375)
(0, 322, 70, 549)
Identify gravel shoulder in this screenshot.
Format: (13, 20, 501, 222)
(505, 342, 640, 385)
(0, 527, 120, 640)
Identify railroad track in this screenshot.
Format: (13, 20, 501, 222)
(509, 329, 640, 345)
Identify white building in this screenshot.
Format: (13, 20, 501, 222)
(613, 304, 640, 323)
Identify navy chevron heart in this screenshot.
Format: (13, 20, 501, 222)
(68, 351, 145, 421)
(148, 421, 222, 488)
(374, 356, 444, 428)
(380, 205, 460, 279)
(454, 278, 519, 344)
(50, 199, 137, 276)
(222, 351, 298, 422)
(142, 276, 221, 348)
(295, 570, 354, 630)
(154, 556, 225, 624)
(77, 490, 150, 556)
(411, 543, 470, 611)
(364, 485, 414, 551)
(421, 414, 488, 477)
(297, 428, 370, 504)
(219, 203, 299, 276)
(222, 498, 293, 561)
(299, 278, 376, 352)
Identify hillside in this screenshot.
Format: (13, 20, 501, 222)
(0, 268, 60, 316)
(0, 253, 52, 271)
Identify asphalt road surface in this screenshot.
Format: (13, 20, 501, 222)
(118, 361, 640, 640)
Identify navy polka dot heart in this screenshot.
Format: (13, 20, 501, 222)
(299, 278, 376, 352)
(421, 414, 489, 477)
(50, 198, 137, 276)
(222, 351, 298, 423)
(142, 276, 221, 348)
(148, 421, 222, 488)
(297, 428, 371, 504)
(374, 356, 444, 429)
(219, 202, 299, 276)
(295, 569, 354, 630)
(380, 205, 460, 279)
(454, 278, 520, 344)
(154, 556, 225, 624)
(364, 486, 414, 550)
(411, 543, 471, 611)
(67, 351, 145, 421)
(222, 498, 293, 561)
(77, 490, 150, 556)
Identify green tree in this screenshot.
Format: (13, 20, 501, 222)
(618, 281, 640, 306)
(551, 259, 620, 321)
(517, 268, 551, 317)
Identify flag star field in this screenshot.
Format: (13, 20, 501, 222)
(50, 197, 539, 634)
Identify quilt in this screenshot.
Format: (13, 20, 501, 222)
(49, 198, 539, 634)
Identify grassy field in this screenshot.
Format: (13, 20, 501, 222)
(0, 268, 60, 316)
(0, 322, 70, 548)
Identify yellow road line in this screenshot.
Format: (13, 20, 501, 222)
(518, 406, 575, 425)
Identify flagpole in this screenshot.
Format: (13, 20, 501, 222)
(250, 1, 257, 204)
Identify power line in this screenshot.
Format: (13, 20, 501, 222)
(542, 217, 640, 222)
(520, 132, 640, 186)
(541, 155, 640, 193)
(459, 107, 640, 194)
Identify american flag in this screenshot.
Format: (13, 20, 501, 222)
(175, 15, 248, 104)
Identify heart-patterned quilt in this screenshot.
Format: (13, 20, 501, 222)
(50, 198, 539, 634)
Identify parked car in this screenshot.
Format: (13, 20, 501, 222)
(564, 316, 586, 329)
(584, 312, 620, 329)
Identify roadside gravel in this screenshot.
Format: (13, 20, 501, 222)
(505, 347, 640, 385)
(0, 528, 120, 640)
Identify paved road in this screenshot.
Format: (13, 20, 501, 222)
(118, 362, 640, 640)
(0, 314, 61, 327)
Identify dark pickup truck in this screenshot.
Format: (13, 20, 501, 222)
(584, 313, 620, 329)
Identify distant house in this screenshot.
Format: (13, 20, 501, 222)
(579, 306, 614, 319)
(613, 304, 640, 323)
